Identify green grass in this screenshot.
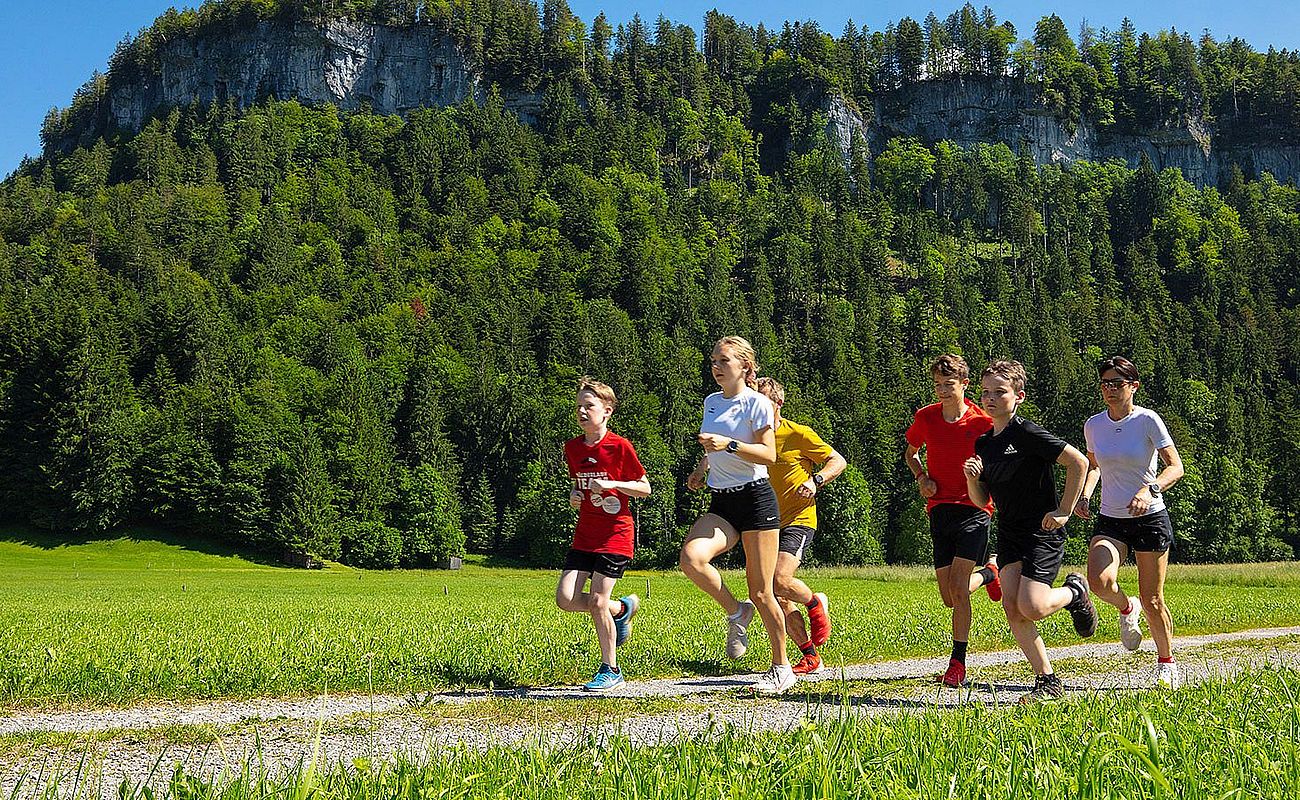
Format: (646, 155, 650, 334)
(0, 722, 224, 760)
(3, 530, 1299, 708)
(89, 668, 1300, 800)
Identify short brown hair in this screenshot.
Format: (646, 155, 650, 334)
(1097, 355, 1140, 382)
(930, 354, 970, 381)
(576, 377, 618, 410)
(981, 359, 1028, 392)
(756, 377, 785, 406)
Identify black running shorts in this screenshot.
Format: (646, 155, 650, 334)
(778, 525, 817, 561)
(1093, 509, 1173, 554)
(562, 548, 631, 579)
(706, 479, 781, 534)
(929, 503, 991, 569)
(997, 528, 1067, 586)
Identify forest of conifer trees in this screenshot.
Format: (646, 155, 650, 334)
(4, 1, 1300, 568)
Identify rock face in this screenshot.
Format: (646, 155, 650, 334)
(864, 76, 1300, 186)
(108, 19, 477, 131)
(93, 21, 1298, 187)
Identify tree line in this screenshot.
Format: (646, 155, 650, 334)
(4, 1, 1300, 568)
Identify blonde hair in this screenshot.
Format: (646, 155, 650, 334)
(714, 336, 759, 389)
(930, 354, 970, 381)
(756, 376, 785, 406)
(982, 359, 1028, 393)
(576, 377, 618, 410)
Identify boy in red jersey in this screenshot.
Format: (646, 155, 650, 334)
(904, 354, 1003, 688)
(557, 378, 651, 692)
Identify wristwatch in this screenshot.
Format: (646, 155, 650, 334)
(725, 439, 740, 453)
(1147, 482, 1162, 497)
(812, 474, 826, 487)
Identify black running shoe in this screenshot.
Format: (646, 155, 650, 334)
(1063, 572, 1099, 638)
(1018, 673, 1065, 704)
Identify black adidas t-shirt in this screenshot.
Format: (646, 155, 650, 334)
(974, 416, 1069, 534)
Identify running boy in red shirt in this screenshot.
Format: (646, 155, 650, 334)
(904, 354, 1003, 688)
(556, 378, 652, 692)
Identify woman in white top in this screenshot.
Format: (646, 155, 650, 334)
(680, 336, 792, 694)
(1075, 356, 1186, 688)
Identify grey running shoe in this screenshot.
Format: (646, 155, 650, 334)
(1018, 673, 1065, 704)
(753, 663, 797, 695)
(1118, 596, 1143, 651)
(1063, 573, 1099, 637)
(726, 600, 756, 659)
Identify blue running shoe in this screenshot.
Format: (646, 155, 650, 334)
(583, 664, 625, 692)
(613, 594, 640, 647)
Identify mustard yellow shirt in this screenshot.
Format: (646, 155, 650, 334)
(770, 418, 837, 529)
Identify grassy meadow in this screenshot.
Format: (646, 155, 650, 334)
(3, 530, 1300, 708)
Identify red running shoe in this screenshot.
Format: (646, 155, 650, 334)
(808, 592, 831, 646)
(792, 652, 824, 675)
(939, 658, 966, 688)
(984, 557, 1002, 602)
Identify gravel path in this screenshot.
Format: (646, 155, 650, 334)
(2, 625, 1298, 799)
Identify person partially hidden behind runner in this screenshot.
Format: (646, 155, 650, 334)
(963, 360, 1098, 704)
(904, 354, 1003, 688)
(755, 377, 847, 676)
(1076, 356, 1186, 689)
(556, 378, 652, 692)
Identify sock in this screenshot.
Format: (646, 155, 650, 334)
(610, 600, 625, 618)
(976, 566, 996, 586)
(1158, 656, 1175, 664)
(1120, 599, 1133, 615)
(951, 640, 968, 664)
(806, 595, 820, 610)
(799, 641, 817, 657)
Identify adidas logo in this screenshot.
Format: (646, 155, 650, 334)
(1003, 444, 1019, 455)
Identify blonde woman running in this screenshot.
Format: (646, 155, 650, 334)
(681, 336, 792, 694)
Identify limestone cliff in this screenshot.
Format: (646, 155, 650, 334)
(65, 20, 1300, 187)
(861, 76, 1300, 186)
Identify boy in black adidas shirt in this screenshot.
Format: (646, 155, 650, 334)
(963, 360, 1096, 703)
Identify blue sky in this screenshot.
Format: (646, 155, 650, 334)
(3, 1, 1299, 177)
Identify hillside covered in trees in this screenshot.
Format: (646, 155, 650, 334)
(3, 0, 1300, 568)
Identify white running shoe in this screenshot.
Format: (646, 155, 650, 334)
(1154, 661, 1183, 690)
(753, 663, 797, 695)
(726, 600, 756, 659)
(1118, 596, 1143, 651)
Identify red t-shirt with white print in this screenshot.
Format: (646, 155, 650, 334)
(564, 431, 646, 557)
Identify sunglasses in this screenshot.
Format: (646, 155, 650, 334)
(1099, 378, 1133, 389)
